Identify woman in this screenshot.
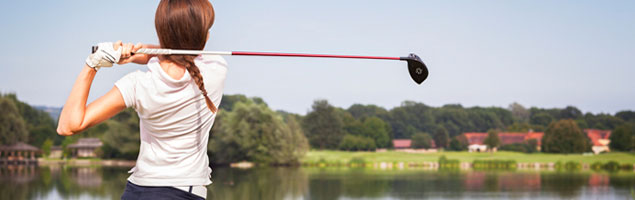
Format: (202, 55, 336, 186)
(57, 0, 225, 199)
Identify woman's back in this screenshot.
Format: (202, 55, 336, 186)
(116, 55, 227, 186)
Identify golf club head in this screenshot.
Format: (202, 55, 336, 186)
(401, 53, 429, 84)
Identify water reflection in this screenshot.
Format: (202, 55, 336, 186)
(0, 166, 633, 200)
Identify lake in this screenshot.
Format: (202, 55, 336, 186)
(1, 165, 634, 199)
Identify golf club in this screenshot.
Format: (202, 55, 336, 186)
(92, 46, 429, 84)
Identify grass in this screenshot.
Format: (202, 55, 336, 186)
(301, 150, 635, 165)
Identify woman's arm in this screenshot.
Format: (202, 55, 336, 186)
(57, 65, 128, 135)
(57, 42, 152, 136)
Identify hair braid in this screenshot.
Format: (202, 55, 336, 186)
(163, 55, 217, 113)
(155, 0, 217, 113)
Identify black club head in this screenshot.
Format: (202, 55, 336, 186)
(401, 53, 429, 84)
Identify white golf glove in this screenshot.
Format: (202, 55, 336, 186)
(85, 42, 122, 71)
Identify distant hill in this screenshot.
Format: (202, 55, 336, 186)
(34, 106, 62, 121)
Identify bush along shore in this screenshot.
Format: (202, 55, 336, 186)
(301, 157, 635, 172)
(299, 151, 635, 172)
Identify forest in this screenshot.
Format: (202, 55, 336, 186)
(1, 93, 633, 164)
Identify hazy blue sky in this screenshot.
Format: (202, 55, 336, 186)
(0, 1, 633, 114)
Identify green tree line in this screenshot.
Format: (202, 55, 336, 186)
(1, 93, 634, 163)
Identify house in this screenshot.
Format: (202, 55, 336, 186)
(393, 139, 412, 149)
(49, 146, 63, 159)
(67, 138, 103, 158)
(464, 129, 612, 154)
(464, 133, 488, 152)
(0, 142, 41, 165)
(463, 132, 544, 152)
(392, 139, 437, 153)
(584, 129, 611, 154)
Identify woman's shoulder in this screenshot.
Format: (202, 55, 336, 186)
(196, 55, 227, 68)
(116, 70, 151, 87)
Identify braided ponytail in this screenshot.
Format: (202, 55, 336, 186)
(154, 0, 217, 113)
(161, 55, 217, 113)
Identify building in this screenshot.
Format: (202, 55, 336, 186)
(393, 139, 412, 149)
(464, 129, 612, 154)
(0, 142, 41, 165)
(49, 146, 63, 159)
(463, 132, 544, 152)
(585, 129, 611, 154)
(67, 138, 103, 158)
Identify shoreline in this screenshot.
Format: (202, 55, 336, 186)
(37, 158, 135, 167)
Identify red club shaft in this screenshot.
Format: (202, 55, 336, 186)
(231, 51, 401, 61)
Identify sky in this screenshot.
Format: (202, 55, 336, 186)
(0, 0, 633, 115)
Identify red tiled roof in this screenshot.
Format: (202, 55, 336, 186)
(393, 139, 412, 148)
(463, 132, 545, 146)
(499, 133, 526, 144)
(463, 129, 612, 148)
(464, 132, 487, 145)
(525, 132, 544, 146)
(584, 129, 611, 146)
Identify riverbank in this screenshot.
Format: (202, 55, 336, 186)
(37, 158, 135, 167)
(301, 150, 635, 165)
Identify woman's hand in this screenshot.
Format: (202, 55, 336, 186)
(117, 41, 159, 65)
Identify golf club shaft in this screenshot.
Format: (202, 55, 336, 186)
(92, 46, 428, 84)
(133, 48, 402, 61)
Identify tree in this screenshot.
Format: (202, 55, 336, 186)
(347, 104, 389, 119)
(339, 134, 376, 151)
(541, 119, 591, 153)
(609, 123, 634, 151)
(483, 130, 501, 152)
(210, 100, 308, 164)
(560, 106, 582, 119)
(279, 115, 310, 163)
(583, 113, 624, 130)
(433, 127, 449, 149)
(100, 108, 140, 160)
(616, 111, 635, 123)
(411, 132, 432, 149)
(361, 117, 391, 148)
(3, 93, 59, 147)
(525, 139, 538, 153)
(531, 112, 554, 128)
(41, 139, 53, 156)
(508, 102, 529, 122)
(449, 134, 468, 151)
(506, 122, 531, 132)
(0, 97, 28, 145)
(302, 100, 345, 149)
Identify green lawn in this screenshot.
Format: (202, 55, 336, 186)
(302, 150, 635, 164)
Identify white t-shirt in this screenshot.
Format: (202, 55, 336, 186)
(114, 55, 227, 194)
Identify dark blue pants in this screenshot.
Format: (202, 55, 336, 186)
(121, 181, 205, 200)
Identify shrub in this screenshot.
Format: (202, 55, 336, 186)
(438, 155, 460, 169)
(499, 143, 526, 152)
(349, 157, 366, 167)
(603, 161, 620, 172)
(564, 161, 582, 171)
(448, 135, 469, 151)
(411, 132, 432, 149)
(590, 162, 603, 171)
(472, 159, 517, 170)
(554, 161, 563, 170)
(339, 134, 376, 151)
(621, 163, 634, 171)
(542, 119, 591, 153)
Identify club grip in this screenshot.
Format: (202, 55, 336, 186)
(92, 45, 135, 56)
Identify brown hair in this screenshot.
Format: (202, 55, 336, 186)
(155, 0, 217, 113)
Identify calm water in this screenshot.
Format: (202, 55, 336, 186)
(1, 165, 634, 200)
